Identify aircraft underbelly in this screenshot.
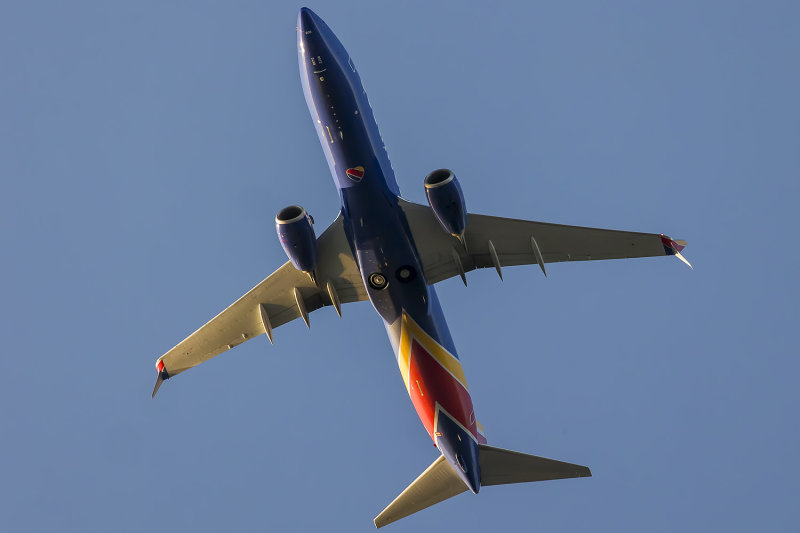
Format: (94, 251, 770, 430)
(298, 6, 485, 490)
(341, 184, 485, 450)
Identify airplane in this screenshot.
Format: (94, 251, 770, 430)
(152, 7, 691, 528)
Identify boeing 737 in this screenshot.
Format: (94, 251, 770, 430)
(152, 8, 691, 527)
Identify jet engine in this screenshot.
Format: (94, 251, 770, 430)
(275, 205, 317, 275)
(424, 169, 467, 238)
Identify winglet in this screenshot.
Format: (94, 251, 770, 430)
(152, 359, 170, 399)
(661, 235, 693, 270)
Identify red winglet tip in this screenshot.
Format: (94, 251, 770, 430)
(660, 234, 686, 253)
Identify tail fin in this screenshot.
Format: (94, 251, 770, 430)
(374, 445, 590, 528)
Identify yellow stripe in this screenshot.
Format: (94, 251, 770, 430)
(399, 312, 469, 391)
(398, 316, 412, 392)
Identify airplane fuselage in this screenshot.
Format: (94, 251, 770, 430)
(297, 8, 485, 493)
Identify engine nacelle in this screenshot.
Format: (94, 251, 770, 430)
(275, 205, 317, 273)
(424, 169, 467, 237)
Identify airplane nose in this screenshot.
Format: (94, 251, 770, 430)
(298, 7, 320, 34)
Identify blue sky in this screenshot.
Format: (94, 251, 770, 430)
(2, 1, 798, 531)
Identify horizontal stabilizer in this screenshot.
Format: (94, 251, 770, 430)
(478, 444, 591, 485)
(374, 455, 467, 528)
(375, 445, 590, 528)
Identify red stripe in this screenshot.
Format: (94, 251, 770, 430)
(661, 234, 685, 253)
(407, 339, 477, 440)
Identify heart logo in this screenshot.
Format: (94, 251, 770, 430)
(346, 166, 365, 182)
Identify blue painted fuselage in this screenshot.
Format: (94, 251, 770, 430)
(297, 8, 482, 493)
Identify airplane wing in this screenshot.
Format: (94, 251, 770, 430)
(399, 199, 690, 285)
(152, 213, 367, 397)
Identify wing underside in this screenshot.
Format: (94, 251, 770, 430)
(399, 199, 688, 284)
(152, 213, 366, 395)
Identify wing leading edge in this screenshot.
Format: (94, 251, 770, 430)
(399, 199, 690, 285)
(152, 213, 367, 397)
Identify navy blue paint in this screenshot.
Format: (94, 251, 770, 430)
(276, 206, 318, 273)
(297, 7, 477, 486)
(435, 409, 482, 494)
(425, 170, 468, 237)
